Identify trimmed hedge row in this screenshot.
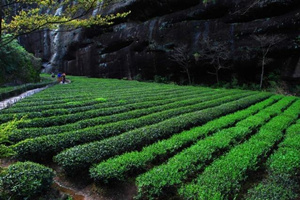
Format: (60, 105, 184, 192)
(246, 117, 300, 200)
(278, 119, 300, 150)
(1, 88, 210, 124)
(16, 78, 193, 103)
(53, 92, 271, 174)
(89, 95, 281, 183)
(12, 80, 180, 101)
(179, 99, 300, 200)
(137, 127, 253, 200)
(13, 79, 209, 103)
(134, 96, 292, 199)
(13, 90, 255, 160)
(6, 88, 211, 119)
(16, 89, 223, 128)
(13, 83, 205, 106)
(10, 90, 230, 141)
(1, 83, 184, 110)
(235, 96, 296, 129)
(1, 86, 204, 115)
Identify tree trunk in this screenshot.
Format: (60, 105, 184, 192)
(216, 67, 220, 84)
(186, 68, 192, 85)
(216, 59, 221, 84)
(260, 58, 265, 89)
(0, 0, 2, 42)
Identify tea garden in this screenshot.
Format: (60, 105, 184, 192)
(0, 76, 299, 199)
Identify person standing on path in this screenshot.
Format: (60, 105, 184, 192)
(62, 73, 66, 84)
(57, 73, 62, 83)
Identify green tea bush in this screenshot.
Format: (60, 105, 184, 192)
(10, 90, 223, 141)
(135, 96, 290, 199)
(0, 161, 55, 199)
(179, 99, 300, 199)
(54, 92, 270, 174)
(15, 89, 223, 129)
(0, 117, 25, 158)
(14, 90, 253, 161)
(90, 96, 280, 183)
(246, 176, 297, 200)
(246, 119, 300, 200)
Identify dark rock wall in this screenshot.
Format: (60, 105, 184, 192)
(21, 0, 300, 83)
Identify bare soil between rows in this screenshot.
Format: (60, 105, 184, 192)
(0, 158, 137, 200)
(52, 163, 138, 200)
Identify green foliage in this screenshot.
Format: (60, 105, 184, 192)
(246, 177, 297, 200)
(0, 78, 53, 101)
(296, 35, 300, 44)
(118, 99, 127, 104)
(0, 118, 19, 144)
(0, 35, 40, 86)
(179, 99, 300, 199)
(1, 86, 208, 127)
(14, 90, 245, 160)
(9, 91, 220, 143)
(290, 85, 300, 96)
(12, 90, 223, 134)
(0, 117, 25, 158)
(1, 76, 298, 199)
(54, 92, 269, 174)
(135, 96, 292, 199)
(95, 97, 107, 102)
(67, 196, 74, 200)
(247, 118, 300, 200)
(209, 69, 298, 95)
(268, 148, 300, 177)
(133, 74, 143, 81)
(1, 1, 129, 41)
(0, 144, 15, 158)
(154, 75, 170, 84)
(90, 96, 280, 184)
(0, 161, 55, 199)
(203, 0, 216, 4)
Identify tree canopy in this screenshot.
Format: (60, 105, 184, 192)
(0, 34, 40, 85)
(0, 0, 129, 85)
(0, 0, 129, 45)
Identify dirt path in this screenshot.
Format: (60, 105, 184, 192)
(52, 164, 138, 200)
(0, 86, 49, 110)
(1, 159, 137, 200)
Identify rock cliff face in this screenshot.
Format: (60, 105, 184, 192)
(22, 0, 300, 84)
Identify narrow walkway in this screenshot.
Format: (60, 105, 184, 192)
(0, 86, 48, 110)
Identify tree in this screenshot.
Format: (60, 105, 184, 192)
(0, 0, 129, 45)
(0, 0, 129, 85)
(169, 45, 192, 85)
(0, 34, 41, 85)
(251, 34, 283, 89)
(197, 38, 231, 84)
(231, 0, 260, 15)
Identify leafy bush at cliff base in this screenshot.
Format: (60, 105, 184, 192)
(0, 34, 41, 86)
(0, 161, 55, 199)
